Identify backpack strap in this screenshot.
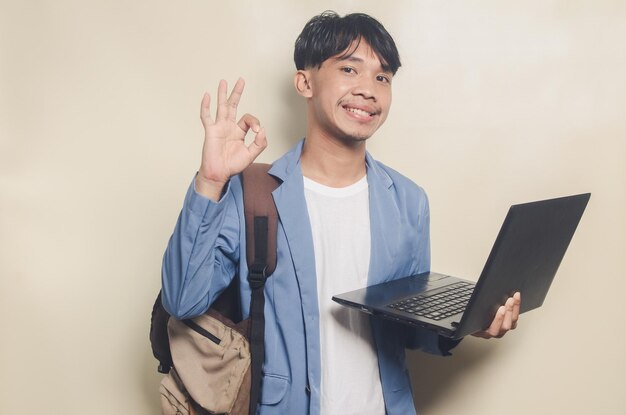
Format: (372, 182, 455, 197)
(150, 291, 174, 374)
(241, 163, 279, 415)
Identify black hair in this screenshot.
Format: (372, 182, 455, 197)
(294, 11, 401, 75)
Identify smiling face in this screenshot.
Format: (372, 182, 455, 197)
(295, 40, 393, 145)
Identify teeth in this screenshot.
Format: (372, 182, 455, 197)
(346, 107, 372, 117)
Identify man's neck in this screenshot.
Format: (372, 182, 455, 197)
(300, 132, 367, 188)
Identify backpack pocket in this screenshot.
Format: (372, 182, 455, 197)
(167, 310, 251, 414)
(160, 368, 192, 415)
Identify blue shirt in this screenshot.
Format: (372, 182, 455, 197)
(161, 140, 458, 415)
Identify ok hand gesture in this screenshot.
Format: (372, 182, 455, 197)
(196, 78, 268, 200)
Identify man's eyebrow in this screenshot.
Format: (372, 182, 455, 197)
(337, 55, 364, 63)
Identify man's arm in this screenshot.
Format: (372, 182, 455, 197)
(161, 79, 268, 319)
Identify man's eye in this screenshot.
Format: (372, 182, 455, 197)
(376, 75, 390, 83)
(341, 67, 355, 74)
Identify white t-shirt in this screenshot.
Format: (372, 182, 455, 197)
(304, 175, 385, 415)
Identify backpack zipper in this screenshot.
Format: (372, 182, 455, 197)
(182, 319, 221, 345)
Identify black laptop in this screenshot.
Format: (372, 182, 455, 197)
(332, 193, 590, 339)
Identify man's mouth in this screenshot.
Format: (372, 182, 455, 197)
(343, 105, 376, 118)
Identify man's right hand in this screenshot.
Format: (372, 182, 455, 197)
(196, 78, 268, 201)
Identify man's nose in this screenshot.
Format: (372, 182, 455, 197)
(352, 77, 377, 101)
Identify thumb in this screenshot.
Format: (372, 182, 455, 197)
(246, 127, 268, 160)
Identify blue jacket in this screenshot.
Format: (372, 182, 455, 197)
(162, 140, 457, 415)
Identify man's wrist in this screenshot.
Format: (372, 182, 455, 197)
(194, 173, 227, 202)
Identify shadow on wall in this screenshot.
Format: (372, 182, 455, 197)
(409, 338, 499, 412)
(276, 73, 307, 150)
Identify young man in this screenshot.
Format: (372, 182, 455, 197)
(161, 11, 520, 415)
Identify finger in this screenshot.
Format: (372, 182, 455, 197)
(501, 297, 515, 333)
(471, 329, 491, 339)
(215, 79, 228, 122)
(485, 306, 506, 338)
(237, 113, 261, 135)
(246, 127, 268, 160)
(511, 292, 521, 329)
(226, 77, 245, 121)
(200, 92, 213, 127)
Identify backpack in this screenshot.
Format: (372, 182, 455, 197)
(150, 163, 279, 415)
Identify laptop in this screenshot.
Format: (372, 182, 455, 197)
(332, 193, 590, 339)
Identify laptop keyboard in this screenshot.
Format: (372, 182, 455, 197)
(388, 282, 475, 320)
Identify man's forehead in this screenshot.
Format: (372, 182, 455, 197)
(326, 40, 392, 73)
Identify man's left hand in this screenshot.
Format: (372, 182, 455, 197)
(472, 292, 521, 339)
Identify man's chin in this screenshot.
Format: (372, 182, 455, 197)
(321, 124, 378, 146)
(338, 131, 373, 145)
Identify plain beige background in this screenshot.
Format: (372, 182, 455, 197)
(1, 1, 624, 414)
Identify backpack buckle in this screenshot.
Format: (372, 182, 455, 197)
(248, 262, 268, 288)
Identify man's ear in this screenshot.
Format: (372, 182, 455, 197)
(294, 70, 313, 98)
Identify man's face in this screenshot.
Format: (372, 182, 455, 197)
(303, 40, 393, 144)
